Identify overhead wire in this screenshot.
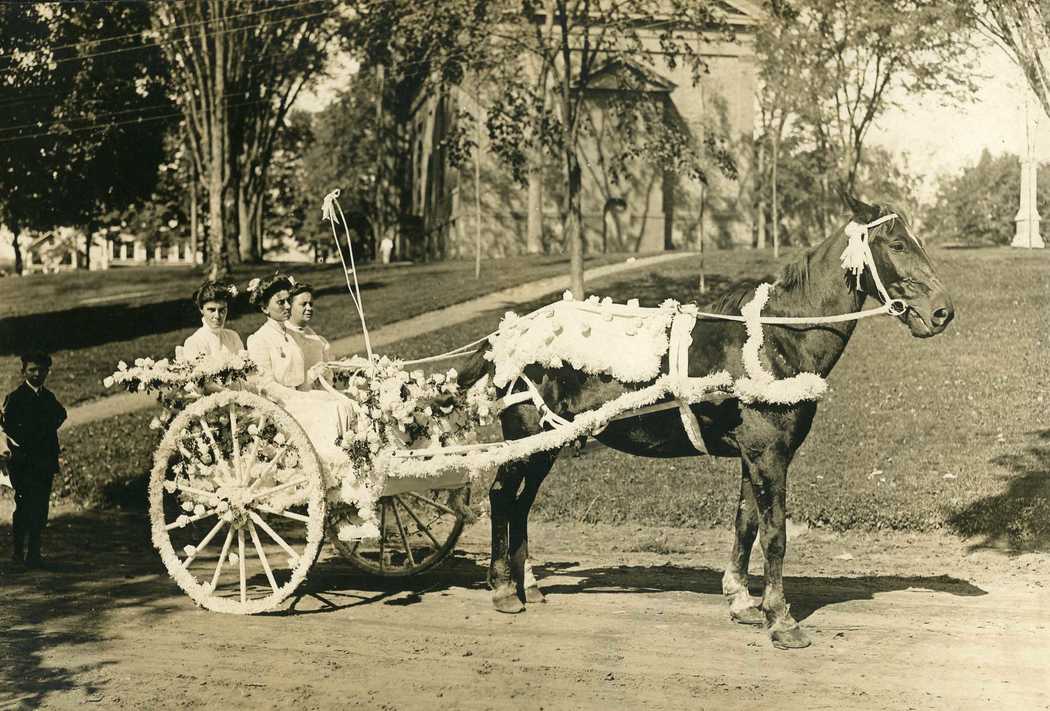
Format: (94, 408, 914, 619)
(0, 95, 272, 144)
(0, 0, 332, 62)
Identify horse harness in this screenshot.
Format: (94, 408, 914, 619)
(497, 213, 910, 456)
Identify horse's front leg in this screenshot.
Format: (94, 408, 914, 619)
(750, 445, 811, 649)
(722, 458, 764, 625)
(489, 461, 527, 613)
(510, 450, 557, 605)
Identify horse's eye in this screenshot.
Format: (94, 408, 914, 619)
(889, 242, 905, 253)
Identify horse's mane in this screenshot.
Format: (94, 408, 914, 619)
(709, 250, 815, 315)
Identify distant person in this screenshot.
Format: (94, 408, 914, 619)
(286, 282, 332, 390)
(179, 280, 244, 361)
(2, 352, 67, 568)
(379, 236, 394, 265)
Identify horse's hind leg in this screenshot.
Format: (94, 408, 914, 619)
(510, 450, 557, 604)
(722, 458, 764, 625)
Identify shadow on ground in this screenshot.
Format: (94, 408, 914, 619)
(532, 560, 987, 622)
(0, 509, 177, 708)
(948, 429, 1050, 552)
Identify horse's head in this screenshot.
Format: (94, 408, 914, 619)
(844, 194, 954, 338)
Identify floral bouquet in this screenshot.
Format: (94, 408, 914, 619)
(325, 355, 498, 543)
(104, 350, 258, 429)
(334, 356, 499, 478)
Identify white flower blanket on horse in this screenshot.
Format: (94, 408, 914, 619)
(486, 295, 677, 388)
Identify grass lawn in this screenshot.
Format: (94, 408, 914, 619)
(0, 253, 627, 405)
(51, 246, 1050, 545)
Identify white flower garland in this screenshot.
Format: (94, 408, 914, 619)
(383, 371, 735, 480)
(732, 283, 827, 405)
(148, 389, 326, 615)
(104, 350, 257, 394)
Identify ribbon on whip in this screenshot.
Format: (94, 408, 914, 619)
(321, 189, 341, 225)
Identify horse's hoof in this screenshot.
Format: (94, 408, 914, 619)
(730, 605, 765, 626)
(523, 585, 546, 604)
(493, 588, 525, 614)
(770, 624, 812, 650)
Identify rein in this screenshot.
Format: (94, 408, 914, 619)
(320, 205, 908, 368)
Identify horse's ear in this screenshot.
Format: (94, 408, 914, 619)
(841, 191, 878, 223)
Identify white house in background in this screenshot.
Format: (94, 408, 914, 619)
(2, 227, 197, 274)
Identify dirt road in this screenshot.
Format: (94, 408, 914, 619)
(1, 507, 1047, 710)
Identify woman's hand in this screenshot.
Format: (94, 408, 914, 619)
(306, 362, 330, 386)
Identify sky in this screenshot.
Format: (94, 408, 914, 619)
(868, 43, 1040, 187)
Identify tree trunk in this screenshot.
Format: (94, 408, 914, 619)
(756, 138, 766, 249)
(527, 167, 544, 254)
(771, 137, 780, 260)
(473, 97, 483, 279)
(565, 148, 584, 298)
(189, 172, 199, 265)
(10, 217, 23, 276)
(254, 189, 263, 259)
(205, 0, 229, 280)
(237, 181, 253, 261)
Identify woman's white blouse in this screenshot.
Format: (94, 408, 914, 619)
(180, 323, 245, 361)
(287, 324, 331, 388)
(246, 319, 306, 389)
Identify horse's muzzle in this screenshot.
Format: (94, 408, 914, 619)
(907, 291, 954, 337)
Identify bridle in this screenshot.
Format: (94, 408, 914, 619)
(840, 213, 909, 318)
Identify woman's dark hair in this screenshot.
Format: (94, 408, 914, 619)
(289, 281, 315, 299)
(248, 273, 294, 308)
(193, 281, 237, 309)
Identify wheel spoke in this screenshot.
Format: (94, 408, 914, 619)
(248, 510, 299, 561)
(174, 483, 219, 502)
(210, 526, 235, 590)
(165, 507, 217, 531)
(183, 518, 226, 568)
(249, 476, 307, 505)
(254, 504, 311, 523)
(396, 496, 443, 549)
(241, 414, 269, 471)
(405, 491, 456, 515)
(248, 519, 279, 594)
(228, 404, 242, 477)
(238, 529, 247, 604)
(198, 418, 234, 479)
(390, 499, 416, 567)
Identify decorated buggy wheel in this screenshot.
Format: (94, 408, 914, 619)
(329, 480, 471, 577)
(149, 390, 327, 614)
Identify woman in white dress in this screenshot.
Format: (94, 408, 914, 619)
(179, 281, 244, 361)
(286, 282, 332, 391)
(245, 274, 304, 392)
(245, 273, 349, 462)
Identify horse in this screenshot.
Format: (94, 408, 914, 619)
(457, 194, 954, 649)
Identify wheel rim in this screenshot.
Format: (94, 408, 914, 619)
(149, 391, 326, 614)
(330, 487, 469, 577)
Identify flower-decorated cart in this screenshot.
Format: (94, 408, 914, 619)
(108, 192, 912, 616)
(107, 352, 497, 615)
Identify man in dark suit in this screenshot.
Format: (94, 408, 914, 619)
(2, 352, 66, 568)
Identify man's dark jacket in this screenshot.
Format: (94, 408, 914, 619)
(3, 383, 67, 473)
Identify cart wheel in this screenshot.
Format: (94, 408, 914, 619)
(149, 390, 326, 614)
(330, 486, 470, 577)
